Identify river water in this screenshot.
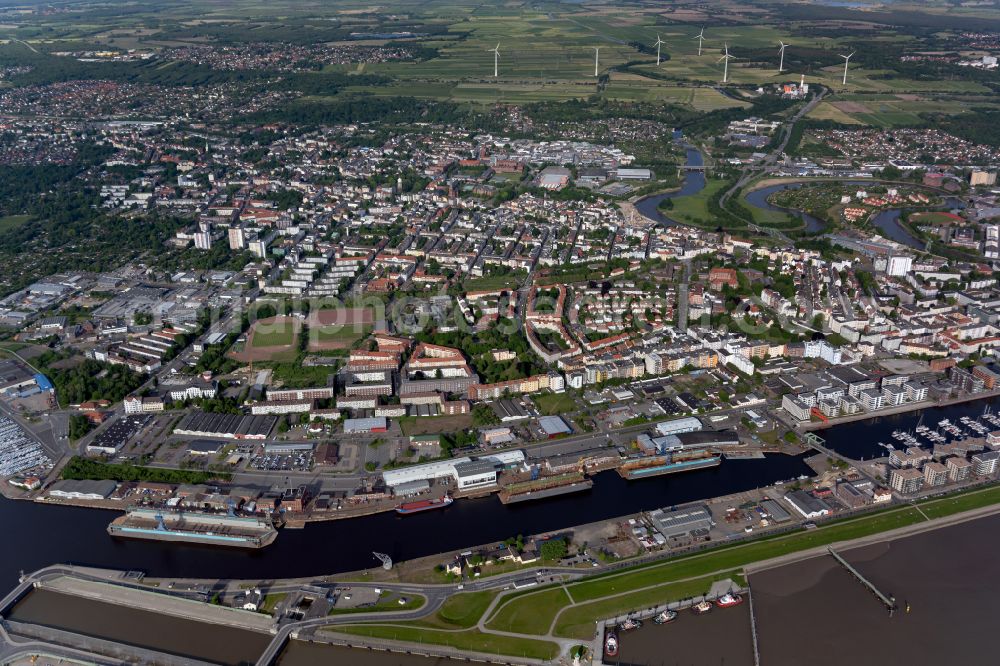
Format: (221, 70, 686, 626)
(0, 454, 812, 590)
(751, 512, 1000, 666)
(633, 145, 705, 226)
(1, 395, 997, 615)
(742, 182, 963, 248)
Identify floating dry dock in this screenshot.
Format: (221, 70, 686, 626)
(499, 472, 594, 504)
(618, 451, 722, 480)
(108, 507, 278, 548)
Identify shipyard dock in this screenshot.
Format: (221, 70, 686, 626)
(498, 472, 594, 504)
(108, 507, 278, 548)
(618, 451, 722, 480)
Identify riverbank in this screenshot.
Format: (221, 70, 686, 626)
(798, 388, 1000, 436)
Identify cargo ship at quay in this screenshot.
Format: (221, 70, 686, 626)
(108, 507, 279, 548)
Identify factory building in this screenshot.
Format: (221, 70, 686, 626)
(783, 489, 831, 519)
(648, 505, 714, 538)
(654, 417, 703, 438)
(382, 450, 525, 493)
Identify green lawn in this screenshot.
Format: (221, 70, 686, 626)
(260, 593, 287, 615)
(250, 323, 297, 347)
(486, 586, 571, 635)
(332, 625, 560, 661)
(533, 392, 578, 416)
(433, 590, 498, 628)
(917, 484, 1000, 520)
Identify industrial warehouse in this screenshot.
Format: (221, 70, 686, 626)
(382, 450, 526, 494)
(173, 412, 277, 440)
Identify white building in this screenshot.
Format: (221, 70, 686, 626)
(886, 255, 913, 277)
(654, 417, 703, 437)
(228, 227, 246, 250)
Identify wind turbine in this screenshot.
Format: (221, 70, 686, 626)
(840, 51, 855, 86)
(654, 34, 665, 66)
(488, 43, 500, 78)
(593, 46, 601, 77)
(778, 40, 788, 73)
(694, 28, 706, 56)
(719, 43, 734, 84)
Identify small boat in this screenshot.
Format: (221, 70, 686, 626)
(715, 593, 744, 608)
(604, 632, 619, 657)
(653, 609, 677, 624)
(691, 600, 713, 614)
(617, 617, 642, 632)
(395, 496, 453, 515)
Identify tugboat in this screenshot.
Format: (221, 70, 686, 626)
(715, 592, 744, 608)
(653, 609, 677, 624)
(617, 617, 642, 632)
(604, 631, 619, 658)
(692, 600, 713, 614)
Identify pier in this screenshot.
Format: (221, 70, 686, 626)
(827, 547, 897, 614)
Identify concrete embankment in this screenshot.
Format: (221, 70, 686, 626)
(37, 576, 274, 633)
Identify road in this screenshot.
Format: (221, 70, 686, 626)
(718, 86, 828, 242)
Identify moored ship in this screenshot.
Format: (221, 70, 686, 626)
(715, 592, 743, 608)
(395, 496, 453, 515)
(654, 609, 678, 624)
(618, 450, 722, 480)
(692, 600, 713, 614)
(108, 507, 278, 549)
(617, 617, 642, 632)
(604, 632, 619, 658)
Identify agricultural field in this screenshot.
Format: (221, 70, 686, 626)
(3, 0, 996, 116)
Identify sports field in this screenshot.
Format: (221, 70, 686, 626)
(229, 316, 300, 362)
(306, 307, 376, 351)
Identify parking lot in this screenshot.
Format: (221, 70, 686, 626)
(247, 451, 314, 472)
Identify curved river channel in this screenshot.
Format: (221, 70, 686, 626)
(634, 160, 963, 249)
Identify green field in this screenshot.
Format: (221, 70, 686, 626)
(665, 177, 731, 227)
(332, 625, 560, 661)
(533, 392, 578, 416)
(397, 413, 473, 437)
(462, 273, 524, 292)
(485, 586, 570, 635)
(250, 324, 296, 347)
(312, 324, 372, 347)
(0, 215, 31, 233)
